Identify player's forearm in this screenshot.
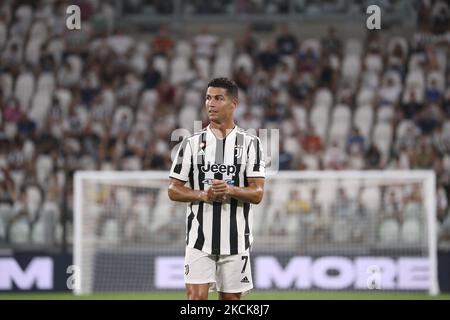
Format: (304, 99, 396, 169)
(168, 184, 206, 203)
(228, 185, 263, 204)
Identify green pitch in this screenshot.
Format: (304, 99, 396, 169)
(1, 291, 450, 300)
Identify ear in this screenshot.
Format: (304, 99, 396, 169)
(232, 98, 238, 109)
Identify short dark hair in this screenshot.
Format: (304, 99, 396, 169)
(207, 77, 238, 99)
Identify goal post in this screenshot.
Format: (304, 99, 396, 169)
(74, 170, 439, 295)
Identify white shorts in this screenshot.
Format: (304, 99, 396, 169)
(184, 246, 253, 294)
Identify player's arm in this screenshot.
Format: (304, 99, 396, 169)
(211, 178, 264, 204)
(168, 178, 207, 202)
(169, 178, 223, 203)
(168, 137, 200, 202)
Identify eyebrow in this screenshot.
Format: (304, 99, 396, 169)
(206, 94, 225, 98)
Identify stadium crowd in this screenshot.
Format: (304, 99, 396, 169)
(0, 0, 449, 251)
(121, 0, 409, 15)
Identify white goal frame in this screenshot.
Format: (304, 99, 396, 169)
(74, 170, 439, 295)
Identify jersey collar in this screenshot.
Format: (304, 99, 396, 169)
(207, 124, 237, 140)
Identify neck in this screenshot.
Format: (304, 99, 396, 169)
(209, 120, 235, 139)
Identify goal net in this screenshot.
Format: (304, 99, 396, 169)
(74, 170, 439, 295)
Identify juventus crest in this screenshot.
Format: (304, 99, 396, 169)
(234, 145, 243, 158)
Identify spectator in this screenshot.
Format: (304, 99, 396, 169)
(318, 56, 336, 89)
(233, 66, 251, 92)
(151, 25, 175, 57)
(248, 74, 270, 105)
(321, 26, 342, 57)
(58, 60, 78, 88)
(426, 78, 443, 103)
(276, 24, 298, 56)
(348, 147, 365, 170)
(346, 127, 365, 153)
(107, 29, 134, 57)
(323, 140, 347, 169)
(431, 1, 450, 34)
(417, 0, 432, 31)
(0, 168, 15, 206)
(143, 58, 162, 90)
(279, 141, 293, 170)
(411, 138, 437, 169)
(310, 202, 329, 242)
(437, 184, 448, 222)
(17, 114, 36, 138)
(365, 144, 381, 169)
(2, 41, 22, 72)
(415, 104, 441, 135)
(302, 124, 322, 154)
(287, 189, 310, 215)
(193, 26, 218, 60)
(156, 78, 176, 110)
(352, 190, 369, 242)
(388, 43, 407, 75)
(236, 26, 258, 56)
(257, 41, 280, 72)
(402, 90, 424, 119)
(442, 88, 450, 116)
(332, 188, 353, 217)
(3, 97, 23, 123)
(288, 72, 312, 101)
(379, 75, 402, 106)
(388, 147, 411, 169)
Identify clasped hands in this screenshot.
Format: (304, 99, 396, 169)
(201, 179, 233, 203)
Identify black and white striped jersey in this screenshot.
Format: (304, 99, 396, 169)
(169, 125, 265, 255)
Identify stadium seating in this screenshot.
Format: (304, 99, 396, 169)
(0, 0, 449, 251)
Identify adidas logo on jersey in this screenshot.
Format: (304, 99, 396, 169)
(201, 162, 236, 175)
(240, 276, 250, 283)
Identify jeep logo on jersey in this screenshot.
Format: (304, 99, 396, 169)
(201, 163, 236, 175)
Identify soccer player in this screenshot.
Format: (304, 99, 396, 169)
(168, 77, 265, 300)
